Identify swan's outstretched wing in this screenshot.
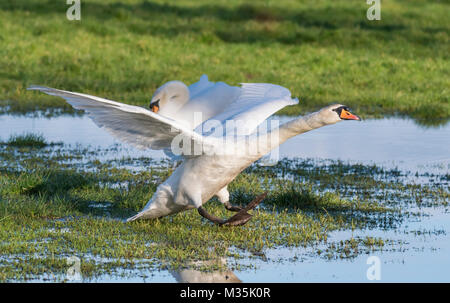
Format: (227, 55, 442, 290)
(197, 83, 299, 136)
(188, 74, 215, 99)
(183, 76, 296, 134)
(175, 75, 241, 129)
(27, 86, 213, 155)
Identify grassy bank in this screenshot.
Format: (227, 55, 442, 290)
(0, 0, 448, 124)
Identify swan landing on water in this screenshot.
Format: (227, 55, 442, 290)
(28, 75, 360, 226)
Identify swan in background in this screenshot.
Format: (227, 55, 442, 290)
(28, 75, 360, 226)
(148, 75, 240, 130)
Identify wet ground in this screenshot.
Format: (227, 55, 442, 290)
(1, 114, 449, 282)
(2, 114, 449, 169)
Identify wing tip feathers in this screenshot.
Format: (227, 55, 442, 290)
(27, 85, 50, 91)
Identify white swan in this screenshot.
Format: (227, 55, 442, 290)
(28, 75, 360, 226)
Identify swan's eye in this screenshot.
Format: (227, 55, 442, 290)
(332, 107, 342, 113)
(332, 106, 348, 115)
(171, 95, 179, 99)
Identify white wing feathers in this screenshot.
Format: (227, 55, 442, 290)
(197, 83, 298, 136)
(27, 79, 298, 156)
(188, 74, 215, 99)
(27, 86, 210, 153)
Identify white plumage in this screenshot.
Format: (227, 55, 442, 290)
(28, 75, 359, 225)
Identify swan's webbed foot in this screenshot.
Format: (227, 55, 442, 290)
(224, 202, 243, 212)
(198, 192, 268, 226)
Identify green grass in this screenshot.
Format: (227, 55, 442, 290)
(4, 133, 48, 148)
(0, 0, 448, 125)
(0, 139, 448, 281)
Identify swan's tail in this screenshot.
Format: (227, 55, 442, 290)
(126, 212, 145, 222)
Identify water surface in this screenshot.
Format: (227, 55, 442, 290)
(2, 115, 449, 173)
(1, 114, 449, 282)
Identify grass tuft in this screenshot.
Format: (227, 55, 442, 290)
(6, 133, 48, 148)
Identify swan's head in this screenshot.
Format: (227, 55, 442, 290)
(149, 81, 189, 115)
(319, 104, 361, 124)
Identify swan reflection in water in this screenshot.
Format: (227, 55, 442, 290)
(171, 258, 241, 283)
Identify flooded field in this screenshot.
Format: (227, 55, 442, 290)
(1, 113, 449, 282)
(2, 114, 449, 171)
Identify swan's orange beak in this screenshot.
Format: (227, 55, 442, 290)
(340, 109, 360, 121)
(149, 100, 160, 113)
(150, 104, 159, 113)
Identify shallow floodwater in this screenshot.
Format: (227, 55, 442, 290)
(2, 115, 449, 173)
(92, 207, 450, 283)
(1, 114, 449, 282)
(240, 208, 450, 282)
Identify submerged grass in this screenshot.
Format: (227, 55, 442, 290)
(0, 0, 449, 125)
(0, 138, 448, 281)
(1, 133, 63, 149)
(5, 133, 48, 148)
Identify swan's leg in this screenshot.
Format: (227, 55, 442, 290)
(198, 192, 267, 226)
(216, 186, 243, 212)
(197, 207, 226, 225)
(222, 192, 267, 226)
(224, 202, 243, 212)
(187, 188, 228, 225)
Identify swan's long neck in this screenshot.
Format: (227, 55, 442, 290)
(255, 110, 336, 157)
(277, 110, 333, 144)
